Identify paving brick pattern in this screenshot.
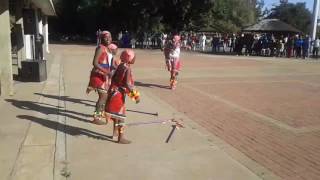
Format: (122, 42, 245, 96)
(134, 50, 320, 180)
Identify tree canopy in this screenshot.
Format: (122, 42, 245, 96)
(49, 0, 262, 38)
(266, 2, 311, 34)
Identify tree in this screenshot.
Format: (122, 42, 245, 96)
(50, 0, 261, 37)
(267, 2, 312, 34)
(255, 0, 266, 20)
(188, 0, 258, 33)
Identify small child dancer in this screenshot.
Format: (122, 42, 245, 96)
(105, 49, 140, 144)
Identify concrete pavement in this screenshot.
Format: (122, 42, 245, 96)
(0, 44, 278, 180)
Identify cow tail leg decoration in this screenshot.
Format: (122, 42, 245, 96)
(112, 119, 119, 138)
(170, 72, 177, 90)
(117, 121, 131, 144)
(92, 103, 106, 124)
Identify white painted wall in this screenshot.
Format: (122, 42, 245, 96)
(43, 16, 49, 53)
(25, 35, 33, 59)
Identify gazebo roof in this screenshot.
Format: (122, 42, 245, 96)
(243, 19, 301, 33)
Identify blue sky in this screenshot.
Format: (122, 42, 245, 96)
(264, 0, 313, 11)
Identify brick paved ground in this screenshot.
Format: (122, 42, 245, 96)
(49, 45, 320, 180)
(132, 50, 320, 180)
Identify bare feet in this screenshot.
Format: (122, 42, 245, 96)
(86, 87, 94, 94)
(92, 112, 107, 125)
(118, 137, 131, 144)
(117, 133, 131, 144)
(170, 80, 177, 90)
(92, 118, 107, 125)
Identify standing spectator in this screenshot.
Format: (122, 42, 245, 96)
(130, 36, 136, 49)
(283, 36, 288, 57)
(191, 33, 196, 51)
(182, 35, 188, 50)
(212, 34, 219, 53)
(222, 34, 228, 53)
(278, 40, 285, 57)
(143, 32, 148, 49)
(200, 33, 206, 51)
(261, 34, 268, 56)
(302, 35, 310, 59)
(269, 34, 277, 57)
(251, 34, 260, 55)
(151, 34, 156, 48)
(244, 33, 254, 56)
(229, 34, 236, 53)
(147, 34, 152, 48)
(35, 34, 44, 60)
(313, 37, 320, 59)
(117, 31, 123, 47)
(235, 34, 244, 56)
(161, 32, 167, 50)
(122, 31, 130, 48)
(286, 36, 294, 58)
(295, 36, 303, 58)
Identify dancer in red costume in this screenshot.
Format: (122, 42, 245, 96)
(105, 49, 140, 144)
(163, 34, 181, 90)
(86, 31, 114, 124)
(86, 43, 118, 94)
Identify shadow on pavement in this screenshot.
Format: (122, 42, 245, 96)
(6, 99, 92, 124)
(17, 115, 113, 141)
(34, 93, 95, 107)
(135, 81, 170, 89)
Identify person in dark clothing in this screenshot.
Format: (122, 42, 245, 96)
(295, 36, 303, 58)
(35, 34, 44, 60)
(286, 36, 294, 58)
(302, 35, 310, 59)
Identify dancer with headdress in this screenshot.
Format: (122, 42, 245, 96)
(164, 34, 182, 90)
(105, 49, 140, 144)
(86, 31, 115, 124)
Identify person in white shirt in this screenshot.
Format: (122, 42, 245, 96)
(313, 37, 320, 58)
(200, 33, 206, 51)
(130, 37, 136, 49)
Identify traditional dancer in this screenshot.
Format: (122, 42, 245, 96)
(105, 49, 140, 144)
(164, 34, 181, 90)
(86, 31, 114, 124)
(86, 43, 118, 94)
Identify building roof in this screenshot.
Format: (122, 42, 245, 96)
(243, 19, 301, 33)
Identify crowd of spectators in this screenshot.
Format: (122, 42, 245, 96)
(116, 30, 320, 59)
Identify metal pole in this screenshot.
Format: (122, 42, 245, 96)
(312, 0, 320, 41)
(165, 125, 177, 143)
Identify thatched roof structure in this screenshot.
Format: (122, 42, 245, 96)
(243, 19, 301, 33)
